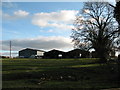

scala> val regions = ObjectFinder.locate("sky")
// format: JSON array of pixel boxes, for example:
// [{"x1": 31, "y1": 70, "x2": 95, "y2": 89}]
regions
[
  {"x1": 1, "y1": 1, "x2": 116, "y2": 57},
  {"x1": 1, "y1": 2, "x2": 84, "y2": 56}
]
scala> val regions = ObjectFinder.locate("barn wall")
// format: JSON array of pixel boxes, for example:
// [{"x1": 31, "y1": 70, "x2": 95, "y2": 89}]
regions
[{"x1": 19, "y1": 49, "x2": 37, "y2": 58}]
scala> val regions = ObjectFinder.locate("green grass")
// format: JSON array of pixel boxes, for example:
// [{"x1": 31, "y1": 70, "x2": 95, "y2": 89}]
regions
[{"x1": 2, "y1": 58, "x2": 120, "y2": 89}]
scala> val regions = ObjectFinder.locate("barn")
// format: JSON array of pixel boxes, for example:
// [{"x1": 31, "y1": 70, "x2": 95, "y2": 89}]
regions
[
  {"x1": 66, "y1": 49, "x2": 90, "y2": 58},
  {"x1": 19, "y1": 48, "x2": 45, "y2": 58},
  {"x1": 44, "y1": 49, "x2": 66, "y2": 59}
]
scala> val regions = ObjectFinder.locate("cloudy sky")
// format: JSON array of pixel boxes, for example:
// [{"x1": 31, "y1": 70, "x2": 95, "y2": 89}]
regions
[
  {"x1": 1, "y1": 2, "x2": 85, "y2": 56},
  {"x1": 1, "y1": 1, "x2": 116, "y2": 57}
]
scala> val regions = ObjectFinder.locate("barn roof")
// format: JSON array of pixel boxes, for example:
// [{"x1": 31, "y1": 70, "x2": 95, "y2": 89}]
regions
[
  {"x1": 67, "y1": 49, "x2": 89, "y2": 53},
  {"x1": 46, "y1": 49, "x2": 65, "y2": 53},
  {"x1": 19, "y1": 48, "x2": 45, "y2": 52}
]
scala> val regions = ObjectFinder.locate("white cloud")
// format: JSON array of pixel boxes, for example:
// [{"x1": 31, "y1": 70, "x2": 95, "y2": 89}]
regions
[
  {"x1": 14, "y1": 10, "x2": 29, "y2": 17},
  {"x1": 2, "y1": 10, "x2": 29, "y2": 20},
  {"x1": 1, "y1": 36, "x2": 73, "y2": 51},
  {"x1": 47, "y1": 29, "x2": 54, "y2": 33},
  {"x1": 40, "y1": 29, "x2": 54, "y2": 33},
  {"x1": 32, "y1": 10, "x2": 78, "y2": 29}
]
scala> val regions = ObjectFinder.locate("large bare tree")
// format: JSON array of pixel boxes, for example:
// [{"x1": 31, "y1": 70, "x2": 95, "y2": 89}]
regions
[
  {"x1": 114, "y1": 1, "x2": 120, "y2": 50},
  {"x1": 71, "y1": 2, "x2": 119, "y2": 62}
]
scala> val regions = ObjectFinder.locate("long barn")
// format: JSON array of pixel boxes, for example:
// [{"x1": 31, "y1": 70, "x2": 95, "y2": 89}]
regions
[{"x1": 19, "y1": 48, "x2": 45, "y2": 58}]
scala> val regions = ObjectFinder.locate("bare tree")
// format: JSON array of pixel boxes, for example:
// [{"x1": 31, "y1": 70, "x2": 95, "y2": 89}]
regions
[
  {"x1": 114, "y1": 1, "x2": 120, "y2": 26},
  {"x1": 71, "y1": 2, "x2": 119, "y2": 62},
  {"x1": 114, "y1": 1, "x2": 120, "y2": 80},
  {"x1": 114, "y1": 1, "x2": 120, "y2": 50}
]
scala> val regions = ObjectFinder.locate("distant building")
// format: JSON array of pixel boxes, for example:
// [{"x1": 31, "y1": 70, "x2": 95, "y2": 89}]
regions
[
  {"x1": 44, "y1": 49, "x2": 90, "y2": 59},
  {"x1": 19, "y1": 48, "x2": 45, "y2": 58},
  {"x1": 66, "y1": 49, "x2": 90, "y2": 58},
  {"x1": 19, "y1": 48, "x2": 90, "y2": 59},
  {"x1": 44, "y1": 49, "x2": 66, "y2": 59}
]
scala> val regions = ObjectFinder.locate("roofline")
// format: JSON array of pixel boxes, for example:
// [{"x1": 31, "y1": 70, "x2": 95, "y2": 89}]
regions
[
  {"x1": 47, "y1": 49, "x2": 65, "y2": 53},
  {"x1": 19, "y1": 48, "x2": 46, "y2": 52},
  {"x1": 67, "y1": 49, "x2": 90, "y2": 53}
]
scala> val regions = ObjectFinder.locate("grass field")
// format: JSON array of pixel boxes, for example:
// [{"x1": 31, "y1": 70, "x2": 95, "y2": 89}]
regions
[{"x1": 2, "y1": 58, "x2": 120, "y2": 89}]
